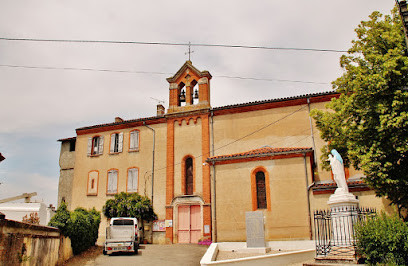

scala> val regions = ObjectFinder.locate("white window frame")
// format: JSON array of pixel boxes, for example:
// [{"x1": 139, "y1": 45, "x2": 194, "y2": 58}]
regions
[
  {"x1": 110, "y1": 132, "x2": 123, "y2": 154},
  {"x1": 127, "y1": 168, "x2": 139, "y2": 193},
  {"x1": 129, "y1": 130, "x2": 140, "y2": 152},
  {"x1": 107, "y1": 169, "x2": 118, "y2": 194},
  {"x1": 87, "y1": 136, "x2": 104, "y2": 156}
]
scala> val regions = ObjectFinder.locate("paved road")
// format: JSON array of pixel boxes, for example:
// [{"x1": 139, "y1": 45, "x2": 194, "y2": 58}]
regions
[{"x1": 88, "y1": 244, "x2": 208, "y2": 266}]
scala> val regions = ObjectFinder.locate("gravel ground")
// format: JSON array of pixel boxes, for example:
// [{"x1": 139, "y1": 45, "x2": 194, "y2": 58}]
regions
[{"x1": 215, "y1": 250, "x2": 286, "y2": 261}]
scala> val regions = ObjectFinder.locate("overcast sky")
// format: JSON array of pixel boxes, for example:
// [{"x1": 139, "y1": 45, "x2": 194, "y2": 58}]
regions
[{"x1": 0, "y1": 1, "x2": 395, "y2": 206}]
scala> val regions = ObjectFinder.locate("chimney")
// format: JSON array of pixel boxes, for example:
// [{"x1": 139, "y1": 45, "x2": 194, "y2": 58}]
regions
[
  {"x1": 157, "y1": 104, "x2": 165, "y2": 116},
  {"x1": 115, "y1": 117, "x2": 124, "y2": 123}
]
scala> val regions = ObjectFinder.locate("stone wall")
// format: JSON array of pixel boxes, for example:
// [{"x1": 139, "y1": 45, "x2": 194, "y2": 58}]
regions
[
  {"x1": 58, "y1": 140, "x2": 76, "y2": 209},
  {"x1": 0, "y1": 219, "x2": 73, "y2": 266}
]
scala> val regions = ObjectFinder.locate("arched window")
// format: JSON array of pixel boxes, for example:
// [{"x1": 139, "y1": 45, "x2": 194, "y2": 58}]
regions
[
  {"x1": 256, "y1": 171, "x2": 267, "y2": 209},
  {"x1": 185, "y1": 157, "x2": 194, "y2": 195},
  {"x1": 251, "y1": 167, "x2": 271, "y2": 211}
]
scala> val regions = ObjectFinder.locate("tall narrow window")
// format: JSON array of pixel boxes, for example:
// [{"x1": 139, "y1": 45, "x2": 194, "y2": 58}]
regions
[
  {"x1": 129, "y1": 130, "x2": 140, "y2": 151},
  {"x1": 87, "y1": 136, "x2": 104, "y2": 156},
  {"x1": 256, "y1": 171, "x2": 267, "y2": 209},
  {"x1": 107, "y1": 169, "x2": 118, "y2": 194},
  {"x1": 185, "y1": 157, "x2": 193, "y2": 195},
  {"x1": 127, "y1": 168, "x2": 138, "y2": 193},
  {"x1": 110, "y1": 132, "x2": 123, "y2": 153}
]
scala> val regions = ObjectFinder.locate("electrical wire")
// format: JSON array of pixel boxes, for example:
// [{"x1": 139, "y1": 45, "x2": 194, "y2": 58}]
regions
[
  {"x1": 0, "y1": 37, "x2": 348, "y2": 53},
  {"x1": 0, "y1": 64, "x2": 330, "y2": 85},
  {"x1": 154, "y1": 104, "x2": 309, "y2": 172}
]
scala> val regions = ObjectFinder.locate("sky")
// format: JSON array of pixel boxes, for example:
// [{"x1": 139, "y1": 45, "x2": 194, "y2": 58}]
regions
[{"x1": 0, "y1": 0, "x2": 396, "y2": 206}]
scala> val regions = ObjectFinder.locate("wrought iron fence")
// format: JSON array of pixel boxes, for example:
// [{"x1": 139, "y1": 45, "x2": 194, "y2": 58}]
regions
[{"x1": 313, "y1": 206, "x2": 376, "y2": 258}]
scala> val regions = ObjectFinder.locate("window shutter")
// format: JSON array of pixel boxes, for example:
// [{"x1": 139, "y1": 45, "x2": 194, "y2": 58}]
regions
[
  {"x1": 112, "y1": 170, "x2": 118, "y2": 193},
  {"x1": 87, "y1": 137, "x2": 92, "y2": 156},
  {"x1": 118, "y1": 132, "x2": 123, "y2": 153},
  {"x1": 128, "y1": 168, "x2": 138, "y2": 192},
  {"x1": 133, "y1": 168, "x2": 138, "y2": 191},
  {"x1": 98, "y1": 136, "x2": 104, "y2": 154},
  {"x1": 135, "y1": 131, "x2": 139, "y2": 150},
  {"x1": 130, "y1": 131, "x2": 135, "y2": 150},
  {"x1": 127, "y1": 169, "x2": 133, "y2": 192},
  {"x1": 110, "y1": 134, "x2": 115, "y2": 153}
]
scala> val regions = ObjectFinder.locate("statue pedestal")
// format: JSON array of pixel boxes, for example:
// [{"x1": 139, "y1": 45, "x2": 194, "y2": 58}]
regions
[{"x1": 328, "y1": 192, "x2": 359, "y2": 248}]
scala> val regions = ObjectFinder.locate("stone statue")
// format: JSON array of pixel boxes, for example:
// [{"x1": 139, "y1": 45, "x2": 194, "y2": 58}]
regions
[{"x1": 328, "y1": 149, "x2": 349, "y2": 194}]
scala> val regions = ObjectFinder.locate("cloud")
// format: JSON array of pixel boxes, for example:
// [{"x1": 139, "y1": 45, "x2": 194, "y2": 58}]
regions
[{"x1": 0, "y1": 171, "x2": 58, "y2": 206}]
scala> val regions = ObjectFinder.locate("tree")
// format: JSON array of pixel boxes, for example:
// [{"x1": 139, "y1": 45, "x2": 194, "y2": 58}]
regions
[
  {"x1": 312, "y1": 7, "x2": 408, "y2": 217},
  {"x1": 103, "y1": 192, "x2": 157, "y2": 222}
]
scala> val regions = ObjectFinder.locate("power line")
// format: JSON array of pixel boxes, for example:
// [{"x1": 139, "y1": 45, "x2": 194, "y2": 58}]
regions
[
  {"x1": 0, "y1": 64, "x2": 330, "y2": 85},
  {"x1": 0, "y1": 37, "x2": 348, "y2": 53}
]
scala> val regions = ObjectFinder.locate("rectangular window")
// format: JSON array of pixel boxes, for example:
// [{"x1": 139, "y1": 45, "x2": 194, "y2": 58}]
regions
[
  {"x1": 69, "y1": 139, "x2": 76, "y2": 152},
  {"x1": 87, "y1": 136, "x2": 104, "y2": 156},
  {"x1": 127, "y1": 168, "x2": 138, "y2": 193},
  {"x1": 129, "y1": 130, "x2": 139, "y2": 151},
  {"x1": 107, "y1": 169, "x2": 118, "y2": 194},
  {"x1": 110, "y1": 132, "x2": 123, "y2": 153}
]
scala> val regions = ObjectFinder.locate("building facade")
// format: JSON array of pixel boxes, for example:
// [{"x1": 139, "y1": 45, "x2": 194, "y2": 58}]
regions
[{"x1": 58, "y1": 61, "x2": 390, "y2": 244}]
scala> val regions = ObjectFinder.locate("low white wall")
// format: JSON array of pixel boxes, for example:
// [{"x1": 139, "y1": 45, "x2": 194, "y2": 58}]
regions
[{"x1": 201, "y1": 241, "x2": 315, "y2": 266}]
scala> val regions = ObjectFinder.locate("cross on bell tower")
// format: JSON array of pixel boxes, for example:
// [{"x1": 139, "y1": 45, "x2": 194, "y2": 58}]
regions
[{"x1": 185, "y1": 42, "x2": 194, "y2": 61}]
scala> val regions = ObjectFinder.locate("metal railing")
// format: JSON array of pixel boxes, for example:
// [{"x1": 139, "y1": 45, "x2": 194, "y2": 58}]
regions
[{"x1": 313, "y1": 206, "x2": 376, "y2": 258}]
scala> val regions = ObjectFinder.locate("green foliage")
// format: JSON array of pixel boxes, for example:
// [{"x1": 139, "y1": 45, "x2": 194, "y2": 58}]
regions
[
  {"x1": 311, "y1": 7, "x2": 408, "y2": 215},
  {"x1": 355, "y1": 213, "x2": 408, "y2": 265},
  {"x1": 103, "y1": 192, "x2": 157, "y2": 222},
  {"x1": 48, "y1": 201, "x2": 70, "y2": 236},
  {"x1": 48, "y1": 203, "x2": 101, "y2": 255}
]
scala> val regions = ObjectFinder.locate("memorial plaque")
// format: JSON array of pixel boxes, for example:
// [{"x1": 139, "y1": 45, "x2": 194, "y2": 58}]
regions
[{"x1": 245, "y1": 211, "x2": 266, "y2": 248}]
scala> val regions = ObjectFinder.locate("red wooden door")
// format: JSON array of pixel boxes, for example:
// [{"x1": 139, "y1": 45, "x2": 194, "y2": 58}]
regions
[{"x1": 178, "y1": 205, "x2": 201, "y2": 243}]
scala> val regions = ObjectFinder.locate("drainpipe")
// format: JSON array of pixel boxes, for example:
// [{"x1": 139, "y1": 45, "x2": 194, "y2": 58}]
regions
[
  {"x1": 210, "y1": 110, "x2": 217, "y2": 242},
  {"x1": 307, "y1": 98, "x2": 318, "y2": 168},
  {"x1": 143, "y1": 122, "x2": 155, "y2": 206},
  {"x1": 303, "y1": 153, "x2": 313, "y2": 240}
]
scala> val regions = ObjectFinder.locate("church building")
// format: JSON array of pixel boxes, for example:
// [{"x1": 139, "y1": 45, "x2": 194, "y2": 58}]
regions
[{"x1": 58, "y1": 61, "x2": 388, "y2": 244}]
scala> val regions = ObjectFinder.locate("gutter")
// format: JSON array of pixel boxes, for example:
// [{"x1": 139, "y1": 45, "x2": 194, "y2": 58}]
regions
[
  {"x1": 210, "y1": 110, "x2": 217, "y2": 242},
  {"x1": 207, "y1": 149, "x2": 313, "y2": 165},
  {"x1": 143, "y1": 122, "x2": 155, "y2": 206}
]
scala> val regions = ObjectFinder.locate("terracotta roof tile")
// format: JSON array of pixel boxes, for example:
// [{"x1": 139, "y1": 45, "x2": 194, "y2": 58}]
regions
[
  {"x1": 313, "y1": 178, "x2": 368, "y2": 190},
  {"x1": 75, "y1": 91, "x2": 337, "y2": 132},
  {"x1": 207, "y1": 146, "x2": 313, "y2": 162}
]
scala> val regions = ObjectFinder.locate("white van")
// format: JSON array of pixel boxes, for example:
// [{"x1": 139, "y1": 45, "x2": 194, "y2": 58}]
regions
[{"x1": 110, "y1": 217, "x2": 140, "y2": 244}]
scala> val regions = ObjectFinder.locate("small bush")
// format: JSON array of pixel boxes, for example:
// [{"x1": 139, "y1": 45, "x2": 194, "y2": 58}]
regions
[
  {"x1": 49, "y1": 203, "x2": 101, "y2": 255},
  {"x1": 355, "y1": 212, "x2": 408, "y2": 265}
]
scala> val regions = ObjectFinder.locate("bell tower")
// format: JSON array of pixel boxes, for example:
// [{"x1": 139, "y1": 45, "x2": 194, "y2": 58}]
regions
[{"x1": 166, "y1": 61, "x2": 212, "y2": 114}]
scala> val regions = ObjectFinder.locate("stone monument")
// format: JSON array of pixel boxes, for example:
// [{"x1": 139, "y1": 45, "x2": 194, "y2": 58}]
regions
[
  {"x1": 242, "y1": 211, "x2": 271, "y2": 254},
  {"x1": 327, "y1": 149, "x2": 359, "y2": 250}
]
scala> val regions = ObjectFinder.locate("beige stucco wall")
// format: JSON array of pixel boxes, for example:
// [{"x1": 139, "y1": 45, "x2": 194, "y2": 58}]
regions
[
  {"x1": 64, "y1": 97, "x2": 392, "y2": 245},
  {"x1": 174, "y1": 118, "x2": 203, "y2": 198},
  {"x1": 215, "y1": 156, "x2": 313, "y2": 242},
  {"x1": 70, "y1": 122, "x2": 168, "y2": 244}
]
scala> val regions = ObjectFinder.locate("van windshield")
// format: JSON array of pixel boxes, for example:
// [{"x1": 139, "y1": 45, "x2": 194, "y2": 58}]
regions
[{"x1": 112, "y1": 219, "x2": 134, "y2": 225}]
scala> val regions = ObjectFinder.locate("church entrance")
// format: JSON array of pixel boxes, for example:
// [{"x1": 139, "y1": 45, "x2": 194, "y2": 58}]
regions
[{"x1": 178, "y1": 205, "x2": 201, "y2": 243}]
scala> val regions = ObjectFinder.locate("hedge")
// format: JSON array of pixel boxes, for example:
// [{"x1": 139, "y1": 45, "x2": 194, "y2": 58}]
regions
[{"x1": 49, "y1": 202, "x2": 101, "y2": 254}]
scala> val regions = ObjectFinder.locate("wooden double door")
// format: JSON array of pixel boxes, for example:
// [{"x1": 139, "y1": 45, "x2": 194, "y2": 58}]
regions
[{"x1": 178, "y1": 205, "x2": 201, "y2": 243}]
